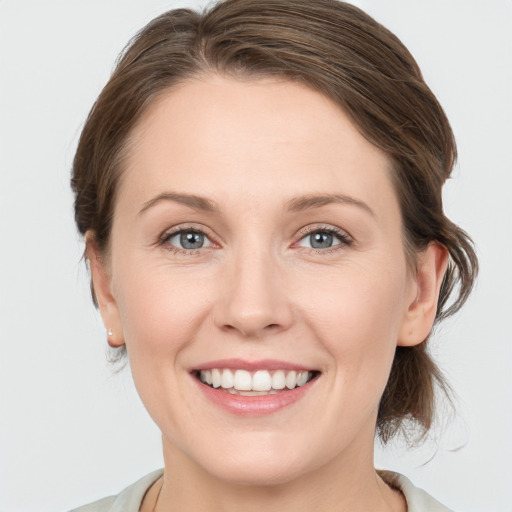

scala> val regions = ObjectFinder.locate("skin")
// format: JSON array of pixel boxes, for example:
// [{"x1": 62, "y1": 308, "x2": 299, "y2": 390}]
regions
[{"x1": 88, "y1": 75, "x2": 447, "y2": 512}]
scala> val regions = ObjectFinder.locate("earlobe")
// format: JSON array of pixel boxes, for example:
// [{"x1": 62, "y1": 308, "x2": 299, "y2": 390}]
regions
[
  {"x1": 85, "y1": 232, "x2": 125, "y2": 348},
  {"x1": 397, "y1": 243, "x2": 448, "y2": 347}
]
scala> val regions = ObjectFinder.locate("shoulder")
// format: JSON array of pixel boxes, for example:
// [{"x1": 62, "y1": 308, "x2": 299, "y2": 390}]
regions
[
  {"x1": 379, "y1": 471, "x2": 455, "y2": 512},
  {"x1": 68, "y1": 469, "x2": 164, "y2": 512},
  {"x1": 69, "y1": 496, "x2": 116, "y2": 512}
]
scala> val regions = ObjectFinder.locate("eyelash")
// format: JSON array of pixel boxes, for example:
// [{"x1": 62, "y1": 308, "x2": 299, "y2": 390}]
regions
[
  {"x1": 158, "y1": 225, "x2": 214, "y2": 255},
  {"x1": 295, "y1": 225, "x2": 352, "y2": 253},
  {"x1": 158, "y1": 225, "x2": 353, "y2": 255}
]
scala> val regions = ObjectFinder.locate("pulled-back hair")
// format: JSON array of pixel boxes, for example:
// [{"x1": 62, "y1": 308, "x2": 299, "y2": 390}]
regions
[{"x1": 71, "y1": 0, "x2": 478, "y2": 443}]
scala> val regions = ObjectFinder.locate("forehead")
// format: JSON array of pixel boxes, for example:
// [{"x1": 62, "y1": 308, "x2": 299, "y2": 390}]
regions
[{"x1": 119, "y1": 74, "x2": 396, "y2": 217}]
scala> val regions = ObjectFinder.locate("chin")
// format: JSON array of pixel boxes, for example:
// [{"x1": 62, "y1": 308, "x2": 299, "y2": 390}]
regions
[
  {"x1": 204, "y1": 456, "x2": 305, "y2": 487},
  {"x1": 187, "y1": 432, "x2": 324, "y2": 487}
]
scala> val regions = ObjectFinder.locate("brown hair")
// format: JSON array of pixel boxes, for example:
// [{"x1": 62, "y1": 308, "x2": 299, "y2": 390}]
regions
[{"x1": 71, "y1": 0, "x2": 478, "y2": 443}]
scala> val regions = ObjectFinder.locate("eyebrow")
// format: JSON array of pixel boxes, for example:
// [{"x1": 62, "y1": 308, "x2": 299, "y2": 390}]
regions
[
  {"x1": 138, "y1": 192, "x2": 220, "y2": 216},
  {"x1": 138, "y1": 191, "x2": 375, "y2": 218},
  {"x1": 286, "y1": 194, "x2": 375, "y2": 217}
]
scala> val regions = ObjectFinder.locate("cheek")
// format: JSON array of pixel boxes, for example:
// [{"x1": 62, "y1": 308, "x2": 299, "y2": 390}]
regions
[
  {"x1": 112, "y1": 263, "x2": 214, "y2": 431},
  {"x1": 301, "y1": 261, "x2": 407, "y2": 341},
  {"x1": 297, "y1": 260, "x2": 408, "y2": 390},
  {"x1": 114, "y1": 264, "x2": 211, "y2": 358}
]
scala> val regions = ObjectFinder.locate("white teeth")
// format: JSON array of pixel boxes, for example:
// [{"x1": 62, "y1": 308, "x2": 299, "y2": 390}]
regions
[
  {"x1": 211, "y1": 369, "x2": 221, "y2": 388},
  {"x1": 272, "y1": 370, "x2": 286, "y2": 390},
  {"x1": 285, "y1": 370, "x2": 297, "y2": 389},
  {"x1": 200, "y1": 370, "x2": 213, "y2": 386},
  {"x1": 221, "y1": 369, "x2": 234, "y2": 389},
  {"x1": 198, "y1": 368, "x2": 314, "y2": 392},
  {"x1": 227, "y1": 389, "x2": 279, "y2": 396},
  {"x1": 252, "y1": 370, "x2": 272, "y2": 391},
  {"x1": 297, "y1": 371, "x2": 308, "y2": 387},
  {"x1": 234, "y1": 369, "x2": 252, "y2": 391}
]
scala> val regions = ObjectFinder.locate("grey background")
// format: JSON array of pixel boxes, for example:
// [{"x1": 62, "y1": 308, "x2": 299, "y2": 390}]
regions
[{"x1": 0, "y1": 1, "x2": 510, "y2": 510}]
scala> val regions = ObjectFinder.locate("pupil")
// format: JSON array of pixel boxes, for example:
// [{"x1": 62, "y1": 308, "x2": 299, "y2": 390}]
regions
[
  {"x1": 180, "y1": 231, "x2": 204, "y2": 249},
  {"x1": 310, "y1": 232, "x2": 333, "y2": 249}
]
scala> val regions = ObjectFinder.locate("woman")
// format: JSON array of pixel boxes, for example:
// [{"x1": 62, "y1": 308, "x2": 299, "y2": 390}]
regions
[{"x1": 70, "y1": 0, "x2": 477, "y2": 510}]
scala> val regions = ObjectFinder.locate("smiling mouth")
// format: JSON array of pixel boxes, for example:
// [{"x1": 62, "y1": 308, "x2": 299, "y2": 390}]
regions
[{"x1": 194, "y1": 368, "x2": 320, "y2": 396}]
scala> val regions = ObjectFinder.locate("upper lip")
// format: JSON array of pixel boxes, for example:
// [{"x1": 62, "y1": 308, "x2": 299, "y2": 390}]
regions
[{"x1": 191, "y1": 358, "x2": 317, "y2": 372}]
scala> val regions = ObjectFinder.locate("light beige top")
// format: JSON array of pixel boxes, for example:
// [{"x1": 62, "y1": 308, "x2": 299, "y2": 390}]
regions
[{"x1": 69, "y1": 469, "x2": 455, "y2": 512}]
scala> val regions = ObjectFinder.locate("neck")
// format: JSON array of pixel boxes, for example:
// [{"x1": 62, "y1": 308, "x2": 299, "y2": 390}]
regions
[{"x1": 153, "y1": 436, "x2": 405, "y2": 512}]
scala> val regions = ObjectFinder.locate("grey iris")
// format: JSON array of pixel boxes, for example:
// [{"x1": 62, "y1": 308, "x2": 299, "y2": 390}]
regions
[
  {"x1": 310, "y1": 232, "x2": 333, "y2": 249},
  {"x1": 180, "y1": 231, "x2": 204, "y2": 249}
]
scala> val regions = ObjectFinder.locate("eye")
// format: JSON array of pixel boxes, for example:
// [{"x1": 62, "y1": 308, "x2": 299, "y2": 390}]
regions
[
  {"x1": 297, "y1": 228, "x2": 350, "y2": 250},
  {"x1": 163, "y1": 229, "x2": 212, "y2": 251}
]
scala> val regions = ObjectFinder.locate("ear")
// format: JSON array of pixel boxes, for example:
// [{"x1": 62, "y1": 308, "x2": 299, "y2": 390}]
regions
[
  {"x1": 398, "y1": 243, "x2": 448, "y2": 347},
  {"x1": 85, "y1": 232, "x2": 125, "y2": 348}
]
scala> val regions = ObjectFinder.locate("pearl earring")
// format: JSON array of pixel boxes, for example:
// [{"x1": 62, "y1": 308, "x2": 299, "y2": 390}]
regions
[{"x1": 108, "y1": 328, "x2": 113, "y2": 336}]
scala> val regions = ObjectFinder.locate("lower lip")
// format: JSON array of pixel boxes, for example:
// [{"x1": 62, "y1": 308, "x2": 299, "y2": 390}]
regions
[{"x1": 193, "y1": 376, "x2": 317, "y2": 417}]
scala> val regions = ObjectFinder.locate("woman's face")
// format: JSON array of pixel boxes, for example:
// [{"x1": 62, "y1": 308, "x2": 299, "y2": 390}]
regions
[{"x1": 94, "y1": 75, "x2": 424, "y2": 485}]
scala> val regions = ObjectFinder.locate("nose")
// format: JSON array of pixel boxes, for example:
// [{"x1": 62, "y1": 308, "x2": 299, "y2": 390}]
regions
[{"x1": 213, "y1": 247, "x2": 294, "y2": 339}]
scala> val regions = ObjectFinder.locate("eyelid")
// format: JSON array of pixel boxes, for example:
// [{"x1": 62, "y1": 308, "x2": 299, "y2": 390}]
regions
[
  {"x1": 156, "y1": 222, "x2": 352, "y2": 253},
  {"x1": 158, "y1": 223, "x2": 219, "y2": 250},
  {"x1": 296, "y1": 224, "x2": 352, "y2": 241},
  {"x1": 293, "y1": 224, "x2": 353, "y2": 250}
]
